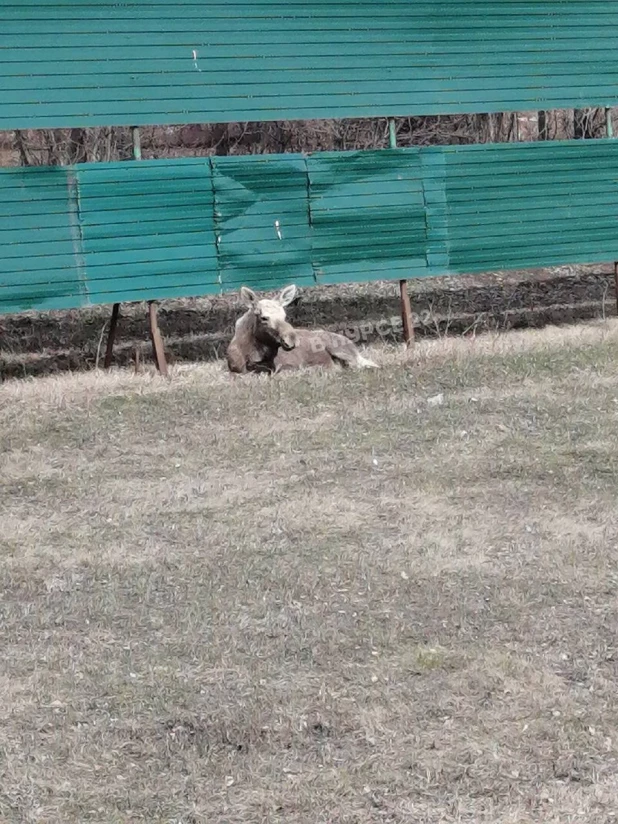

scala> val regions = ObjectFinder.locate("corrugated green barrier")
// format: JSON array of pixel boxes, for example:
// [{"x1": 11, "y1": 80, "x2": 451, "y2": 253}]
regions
[
  {"x1": 2, "y1": 1, "x2": 618, "y2": 128},
  {"x1": 2, "y1": 139, "x2": 618, "y2": 314}
]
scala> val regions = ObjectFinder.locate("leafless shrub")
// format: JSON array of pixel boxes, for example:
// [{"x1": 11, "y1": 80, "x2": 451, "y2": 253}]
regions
[{"x1": 7, "y1": 127, "x2": 134, "y2": 166}]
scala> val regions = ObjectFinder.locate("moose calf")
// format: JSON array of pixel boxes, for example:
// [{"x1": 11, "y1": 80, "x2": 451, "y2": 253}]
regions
[{"x1": 226, "y1": 285, "x2": 378, "y2": 374}]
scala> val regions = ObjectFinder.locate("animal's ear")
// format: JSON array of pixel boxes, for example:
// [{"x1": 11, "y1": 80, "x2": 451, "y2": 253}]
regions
[
  {"x1": 240, "y1": 286, "x2": 258, "y2": 307},
  {"x1": 278, "y1": 284, "x2": 297, "y2": 307}
]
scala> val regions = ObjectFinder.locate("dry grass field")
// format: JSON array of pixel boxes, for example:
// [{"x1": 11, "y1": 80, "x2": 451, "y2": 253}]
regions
[{"x1": 2, "y1": 321, "x2": 618, "y2": 823}]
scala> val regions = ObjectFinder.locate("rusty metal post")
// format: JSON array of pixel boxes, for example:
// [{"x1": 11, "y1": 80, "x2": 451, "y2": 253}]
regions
[
  {"x1": 388, "y1": 117, "x2": 414, "y2": 347},
  {"x1": 102, "y1": 129, "x2": 143, "y2": 370},
  {"x1": 606, "y1": 108, "x2": 618, "y2": 317},
  {"x1": 132, "y1": 128, "x2": 169, "y2": 370},
  {"x1": 148, "y1": 300, "x2": 169, "y2": 377},
  {"x1": 103, "y1": 303, "x2": 121, "y2": 368},
  {"x1": 399, "y1": 279, "x2": 414, "y2": 346}
]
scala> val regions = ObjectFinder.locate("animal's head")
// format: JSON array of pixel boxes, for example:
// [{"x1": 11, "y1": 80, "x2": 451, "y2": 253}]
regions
[{"x1": 240, "y1": 284, "x2": 298, "y2": 351}]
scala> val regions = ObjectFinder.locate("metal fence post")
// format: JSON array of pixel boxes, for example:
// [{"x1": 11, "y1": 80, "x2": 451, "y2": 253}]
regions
[
  {"x1": 388, "y1": 117, "x2": 414, "y2": 347},
  {"x1": 132, "y1": 126, "x2": 142, "y2": 161},
  {"x1": 132, "y1": 126, "x2": 168, "y2": 375},
  {"x1": 104, "y1": 126, "x2": 168, "y2": 375},
  {"x1": 607, "y1": 108, "x2": 618, "y2": 318}
]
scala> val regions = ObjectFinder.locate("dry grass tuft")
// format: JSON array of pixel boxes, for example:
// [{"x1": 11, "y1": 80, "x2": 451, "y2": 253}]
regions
[{"x1": 2, "y1": 320, "x2": 618, "y2": 822}]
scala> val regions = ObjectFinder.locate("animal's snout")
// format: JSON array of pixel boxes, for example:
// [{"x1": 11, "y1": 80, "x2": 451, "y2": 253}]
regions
[{"x1": 280, "y1": 328, "x2": 297, "y2": 351}]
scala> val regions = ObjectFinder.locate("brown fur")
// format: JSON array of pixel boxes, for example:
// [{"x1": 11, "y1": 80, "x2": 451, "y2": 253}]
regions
[{"x1": 226, "y1": 285, "x2": 378, "y2": 374}]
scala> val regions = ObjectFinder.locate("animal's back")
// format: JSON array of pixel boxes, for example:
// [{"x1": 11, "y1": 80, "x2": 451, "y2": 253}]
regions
[
  {"x1": 274, "y1": 329, "x2": 335, "y2": 370},
  {"x1": 274, "y1": 328, "x2": 377, "y2": 370}
]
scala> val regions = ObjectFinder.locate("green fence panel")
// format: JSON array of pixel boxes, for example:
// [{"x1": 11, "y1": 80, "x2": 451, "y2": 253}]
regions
[
  {"x1": 308, "y1": 149, "x2": 428, "y2": 284},
  {"x1": 2, "y1": 1, "x2": 618, "y2": 129},
  {"x1": 211, "y1": 155, "x2": 314, "y2": 293},
  {"x1": 0, "y1": 166, "x2": 86, "y2": 313},
  {"x1": 77, "y1": 159, "x2": 218, "y2": 304},
  {"x1": 4, "y1": 139, "x2": 618, "y2": 316},
  {"x1": 0, "y1": 159, "x2": 218, "y2": 313},
  {"x1": 434, "y1": 139, "x2": 618, "y2": 273}
]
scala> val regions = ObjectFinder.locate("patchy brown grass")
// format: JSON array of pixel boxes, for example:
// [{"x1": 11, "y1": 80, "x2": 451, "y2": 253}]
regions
[{"x1": 2, "y1": 321, "x2": 618, "y2": 823}]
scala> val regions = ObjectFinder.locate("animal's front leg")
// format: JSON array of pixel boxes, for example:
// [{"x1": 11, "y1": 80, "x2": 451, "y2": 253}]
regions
[{"x1": 249, "y1": 359, "x2": 277, "y2": 375}]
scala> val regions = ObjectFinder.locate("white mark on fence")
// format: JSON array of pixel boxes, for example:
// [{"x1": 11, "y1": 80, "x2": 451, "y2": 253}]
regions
[
  {"x1": 274, "y1": 220, "x2": 282, "y2": 240},
  {"x1": 192, "y1": 49, "x2": 202, "y2": 72}
]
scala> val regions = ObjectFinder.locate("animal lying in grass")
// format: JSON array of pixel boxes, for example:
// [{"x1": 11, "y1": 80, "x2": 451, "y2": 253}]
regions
[{"x1": 226, "y1": 284, "x2": 378, "y2": 374}]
